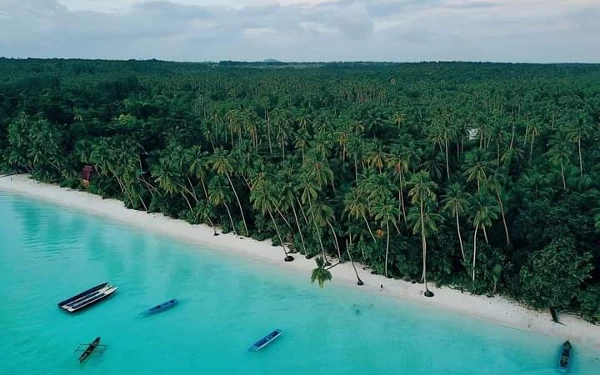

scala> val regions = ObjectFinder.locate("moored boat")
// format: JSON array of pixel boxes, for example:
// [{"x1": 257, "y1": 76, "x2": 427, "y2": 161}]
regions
[
  {"x1": 248, "y1": 329, "x2": 283, "y2": 351},
  {"x1": 58, "y1": 283, "x2": 118, "y2": 313},
  {"x1": 558, "y1": 340, "x2": 572, "y2": 373},
  {"x1": 139, "y1": 298, "x2": 179, "y2": 316},
  {"x1": 75, "y1": 337, "x2": 106, "y2": 363}
]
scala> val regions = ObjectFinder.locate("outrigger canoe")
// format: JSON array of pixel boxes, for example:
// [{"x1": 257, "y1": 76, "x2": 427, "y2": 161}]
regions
[
  {"x1": 248, "y1": 329, "x2": 283, "y2": 351},
  {"x1": 558, "y1": 340, "x2": 572, "y2": 373},
  {"x1": 139, "y1": 299, "x2": 179, "y2": 316},
  {"x1": 74, "y1": 337, "x2": 106, "y2": 363}
]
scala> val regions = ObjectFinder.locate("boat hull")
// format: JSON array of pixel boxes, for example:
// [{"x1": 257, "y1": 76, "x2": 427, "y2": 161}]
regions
[
  {"x1": 558, "y1": 340, "x2": 572, "y2": 373},
  {"x1": 58, "y1": 283, "x2": 118, "y2": 313},
  {"x1": 140, "y1": 299, "x2": 179, "y2": 316},
  {"x1": 249, "y1": 329, "x2": 283, "y2": 351},
  {"x1": 79, "y1": 337, "x2": 101, "y2": 363}
]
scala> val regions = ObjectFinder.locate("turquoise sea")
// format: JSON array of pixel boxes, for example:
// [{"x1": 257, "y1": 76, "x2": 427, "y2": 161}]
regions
[{"x1": 0, "y1": 192, "x2": 598, "y2": 375}]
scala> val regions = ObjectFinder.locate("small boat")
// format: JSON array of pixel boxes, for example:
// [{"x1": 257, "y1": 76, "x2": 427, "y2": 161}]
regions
[
  {"x1": 74, "y1": 337, "x2": 106, "y2": 363},
  {"x1": 558, "y1": 340, "x2": 572, "y2": 373},
  {"x1": 58, "y1": 283, "x2": 118, "y2": 313},
  {"x1": 248, "y1": 329, "x2": 283, "y2": 351},
  {"x1": 139, "y1": 299, "x2": 179, "y2": 316}
]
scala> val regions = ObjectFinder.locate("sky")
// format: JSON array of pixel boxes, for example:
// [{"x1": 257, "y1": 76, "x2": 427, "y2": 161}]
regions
[{"x1": 0, "y1": 0, "x2": 599, "y2": 62}]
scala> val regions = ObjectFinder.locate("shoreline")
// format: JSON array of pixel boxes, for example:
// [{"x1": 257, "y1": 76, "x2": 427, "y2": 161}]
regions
[{"x1": 1, "y1": 174, "x2": 599, "y2": 350}]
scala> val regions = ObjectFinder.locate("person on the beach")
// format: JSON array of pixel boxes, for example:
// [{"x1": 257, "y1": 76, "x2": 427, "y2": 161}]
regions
[{"x1": 380, "y1": 284, "x2": 384, "y2": 291}]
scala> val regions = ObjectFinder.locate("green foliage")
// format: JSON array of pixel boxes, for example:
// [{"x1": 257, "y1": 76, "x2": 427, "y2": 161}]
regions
[
  {"x1": 311, "y1": 256, "x2": 332, "y2": 288},
  {"x1": 520, "y1": 237, "x2": 593, "y2": 310},
  {"x1": 1, "y1": 59, "x2": 600, "y2": 317},
  {"x1": 577, "y1": 286, "x2": 600, "y2": 323}
]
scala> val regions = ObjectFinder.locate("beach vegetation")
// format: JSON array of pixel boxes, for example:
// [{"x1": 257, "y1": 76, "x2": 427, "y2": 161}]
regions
[{"x1": 1, "y1": 59, "x2": 599, "y2": 320}]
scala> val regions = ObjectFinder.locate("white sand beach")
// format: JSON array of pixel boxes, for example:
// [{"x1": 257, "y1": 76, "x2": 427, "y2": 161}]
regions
[{"x1": 1, "y1": 174, "x2": 599, "y2": 349}]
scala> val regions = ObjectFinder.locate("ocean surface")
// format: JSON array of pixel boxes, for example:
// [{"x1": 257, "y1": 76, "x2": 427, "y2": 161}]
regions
[{"x1": 0, "y1": 192, "x2": 598, "y2": 375}]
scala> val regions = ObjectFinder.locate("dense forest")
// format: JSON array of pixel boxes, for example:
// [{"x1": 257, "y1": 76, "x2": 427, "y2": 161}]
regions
[{"x1": 1, "y1": 58, "x2": 599, "y2": 322}]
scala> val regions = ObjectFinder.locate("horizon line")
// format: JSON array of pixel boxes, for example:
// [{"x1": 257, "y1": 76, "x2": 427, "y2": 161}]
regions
[{"x1": 1, "y1": 57, "x2": 599, "y2": 65}]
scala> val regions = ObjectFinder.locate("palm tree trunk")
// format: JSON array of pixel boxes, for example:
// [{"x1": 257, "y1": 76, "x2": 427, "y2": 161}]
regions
[
  {"x1": 529, "y1": 136, "x2": 535, "y2": 163},
  {"x1": 384, "y1": 221, "x2": 390, "y2": 277},
  {"x1": 199, "y1": 175, "x2": 209, "y2": 200},
  {"x1": 421, "y1": 219, "x2": 428, "y2": 290},
  {"x1": 363, "y1": 215, "x2": 378, "y2": 243},
  {"x1": 226, "y1": 174, "x2": 249, "y2": 235},
  {"x1": 268, "y1": 210, "x2": 289, "y2": 259},
  {"x1": 455, "y1": 212, "x2": 466, "y2": 263},
  {"x1": 561, "y1": 164, "x2": 566, "y2": 189},
  {"x1": 291, "y1": 204, "x2": 308, "y2": 254},
  {"x1": 275, "y1": 207, "x2": 293, "y2": 230},
  {"x1": 399, "y1": 172, "x2": 408, "y2": 229},
  {"x1": 472, "y1": 224, "x2": 479, "y2": 282},
  {"x1": 327, "y1": 220, "x2": 342, "y2": 260},
  {"x1": 346, "y1": 238, "x2": 364, "y2": 285},
  {"x1": 114, "y1": 174, "x2": 136, "y2": 208},
  {"x1": 420, "y1": 201, "x2": 427, "y2": 285},
  {"x1": 208, "y1": 217, "x2": 218, "y2": 235},
  {"x1": 308, "y1": 195, "x2": 327, "y2": 263},
  {"x1": 495, "y1": 189, "x2": 510, "y2": 245},
  {"x1": 445, "y1": 138, "x2": 450, "y2": 179},
  {"x1": 266, "y1": 115, "x2": 273, "y2": 155},
  {"x1": 296, "y1": 196, "x2": 309, "y2": 224},
  {"x1": 181, "y1": 191, "x2": 194, "y2": 212},
  {"x1": 578, "y1": 137, "x2": 583, "y2": 177},
  {"x1": 186, "y1": 177, "x2": 198, "y2": 202},
  {"x1": 483, "y1": 226, "x2": 489, "y2": 244},
  {"x1": 223, "y1": 202, "x2": 238, "y2": 236},
  {"x1": 496, "y1": 138, "x2": 500, "y2": 166}
]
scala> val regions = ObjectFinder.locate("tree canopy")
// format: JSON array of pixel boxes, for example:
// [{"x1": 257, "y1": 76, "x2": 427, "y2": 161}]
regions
[{"x1": 1, "y1": 58, "x2": 599, "y2": 321}]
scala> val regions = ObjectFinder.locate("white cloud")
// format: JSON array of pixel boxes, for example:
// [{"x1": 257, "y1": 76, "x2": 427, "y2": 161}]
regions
[{"x1": 0, "y1": 0, "x2": 598, "y2": 62}]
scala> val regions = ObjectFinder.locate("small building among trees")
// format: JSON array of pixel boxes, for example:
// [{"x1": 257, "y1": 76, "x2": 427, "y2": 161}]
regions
[{"x1": 79, "y1": 165, "x2": 96, "y2": 188}]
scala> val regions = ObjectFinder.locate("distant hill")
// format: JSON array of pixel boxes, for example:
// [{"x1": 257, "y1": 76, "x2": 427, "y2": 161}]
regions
[{"x1": 263, "y1": 59, "x2": 282, "y2": 63}]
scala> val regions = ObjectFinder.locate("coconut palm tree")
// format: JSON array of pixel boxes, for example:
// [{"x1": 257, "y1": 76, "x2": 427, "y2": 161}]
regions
[
  {"x1": 211, "y1": 148, "x2": 249, "y2": 235},
  {"x1": 311, "y1": 256, "x2": 332, "y2": 288},
  {"x1": 250, "y1": 177, "x2": 294, "y2": 262},
  {"x1": 463, "y1": 149, "x2": 493, "y2": 192},
  {"x1": 343, "y1": 185, "x2": 378, "y2": 244},
  {"x1": 564, "y1": 112, "x2": 593, "y2": 178},
  {"x1": 546, "y1": 133, "x2": 572, "y2": 190},
  {"x1": 469, "y1": 191, "x2": 500, "y2": 282},
  {"x1": 208, "y1": 175, "x2": 237, "y2": 236},
  {"x1": 297, "y1": 172, "x2": 327, "y2": 261},
  {"x1": 487, "y1": 171, "x2": 511, "y2": 244},
  {"x1": 372, "y1": 196, "x2": 399, "y2": 277},
  {"x1": 407, "y1": 171, "x2": 439, "y2": 297},
  {"x1": 187, "y1": 145, "x2": 210, "y2": 200},
  {"x1": 441, "y1": 183, "x2": 470, "y2": 264}
]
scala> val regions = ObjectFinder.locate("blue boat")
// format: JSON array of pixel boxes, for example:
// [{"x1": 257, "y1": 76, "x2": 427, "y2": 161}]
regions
[
  {"x1": 248, "y1": 329, "x2": 283, "y2": 351},
  {"x1": 139, "y1": 299, "x2": 178, "y2": 316},
  {"x1": 558, "y1": 340, "x2": 572, "y2": 373}
]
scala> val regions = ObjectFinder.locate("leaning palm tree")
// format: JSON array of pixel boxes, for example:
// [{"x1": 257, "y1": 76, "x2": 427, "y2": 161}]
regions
[
  {"x1": 546, "y1": 134, "x2": 572, "y2": 190},
  {"x1": 211, "y1": 148, "x2": 249, "y2": 236},
  {"x1": 372, "y1": 196, "x2": 399, "y2": 278},
  {"x1": 250, "y1": 177, "x2": 294, "y2": 262},
  {"x1": 344, "y1": 184, "x2": 378, "y2": 244},
  {"x1": 208, "y1": 176, "x2": 237, "y2": 236},
  {"x1": 441, "y1": 183, "x2": 470, "y2": 265},
  {"x1": 407, "y1": 171, "x2": 439, "y2": 297},
  {"x1": 311, "y1": 256, "x2": 332, "y2": 288},
  {"x1": 469, "y1": 191, "x2": 500, "y2": 282},
  {"x1": 297, "y1": 172, "x2": 327, "y2": 261}
]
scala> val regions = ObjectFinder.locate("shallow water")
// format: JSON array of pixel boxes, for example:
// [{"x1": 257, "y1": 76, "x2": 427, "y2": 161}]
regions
[{"x1": 0, "y1": 192, "x2": 598, "y2": 375}]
